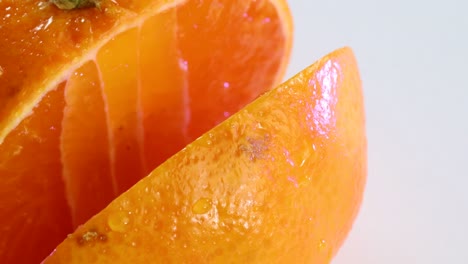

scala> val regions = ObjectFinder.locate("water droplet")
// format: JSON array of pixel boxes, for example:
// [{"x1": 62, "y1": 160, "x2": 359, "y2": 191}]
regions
[
  {"x1": 11, "y1": 145, "x2": 23, "y2": 157},
  {"x1": 192, "y1": 198, "x2": 212, "y2": 214},
  {"x1": 287, "y1": 176, "x2": 299, "y2": 188},
  {"x1": 108, "y1": 211, "x2": 131, "y2": 232},
  {"x1": 299, "y1": 159, "x2": 306, "y2": 167},
  {"x1": 44, "y1": 17, "x2": 54, "y2": 30},
  {"x1": 318, "y1": 239, "x2": 327, "y2": 251},
  {"x1": 178, "y1": 59, "x2": 188, "y2": 71},
  {"x1": 242, "y1": 11, "x2": 253, "y2": 22},
  {"x1": 120, "y1": 198, "x2": 131, "y2": 210},
  {"x1": 79, "y1": 231, "x2": 98, "y2": 243},
  {"x1": 283, "y1": 148, "x2": 295, "y2": 166},
  {"x1": 255, "y1": 122, "x2": 264, "y2": 130},
  {"x1": 37, "y1": 1, "x2": 49, "y2": 10}
]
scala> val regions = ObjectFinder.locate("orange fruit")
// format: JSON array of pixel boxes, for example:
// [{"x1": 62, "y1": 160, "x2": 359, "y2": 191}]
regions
[
  {"x1": 0, "y1": 0, "x2": 292, "y2": 263},
  {"x1": 43, "y1": 47, "x2": 366, "y2": 263}
]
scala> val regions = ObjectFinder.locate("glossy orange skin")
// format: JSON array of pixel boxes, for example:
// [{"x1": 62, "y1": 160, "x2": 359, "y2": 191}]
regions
[
  {"x1": 0, "y1": 0, "x2": 292, "y2": 263},
  {"x1": 44, "y1": 48, "x2": 366, "y2": 264}
]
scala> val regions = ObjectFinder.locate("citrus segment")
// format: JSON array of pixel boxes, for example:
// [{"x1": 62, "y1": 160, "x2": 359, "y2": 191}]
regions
[
  {"x1": 61, "y1": 61, "x2": 116, "y2": 227},
  {"x1": 0, "y1": 85, "x2": 72, "y2": 264},
  {"x1": 44, "y1": 47, "x2": 366, "y2": 263},
  {"x1": 95, "y1": 26, "x2": 146, "y2": 194},
  {"x1": 176, "y1": 0, "x2": 292, "y2": 139},
  {"x1": 138, "y1": 9, "x2": 188, "y2": 174},
  {"x1": 61, "y1": 9, "x2": 185, "y2": 226}
]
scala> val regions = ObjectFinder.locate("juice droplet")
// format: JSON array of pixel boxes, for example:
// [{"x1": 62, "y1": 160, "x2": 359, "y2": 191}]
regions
[
  {"x1": 192, "y1": 198, "x2": 212, "y2": 214},
  {"x1": 107, "y1": 211, "x2": 131, "y2": 232},
  {"x1": 318, "y1": 238, "x2": 333, "y2": 259}
]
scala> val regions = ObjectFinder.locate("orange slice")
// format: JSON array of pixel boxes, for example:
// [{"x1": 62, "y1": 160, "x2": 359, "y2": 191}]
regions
[
  {"x1": 43, "y1": 47, "x2": 367, "y2": 263},
  {"x1": 0, "y1": 0, "x2": 292, "y2": 262}
]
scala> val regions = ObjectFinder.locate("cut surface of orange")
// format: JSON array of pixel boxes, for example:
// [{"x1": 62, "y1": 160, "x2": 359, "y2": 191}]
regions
[
  {"x1": 44, "y1": 47, "x2": 366, "y2": 264},
  {"x1": 0, "y1": 0, "x2": 292, "y2": 263}
]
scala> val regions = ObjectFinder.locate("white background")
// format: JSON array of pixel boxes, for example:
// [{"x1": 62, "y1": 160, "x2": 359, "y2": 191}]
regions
[{"x1": 286, "y1": 1, "x2": 468, "y2": 263}]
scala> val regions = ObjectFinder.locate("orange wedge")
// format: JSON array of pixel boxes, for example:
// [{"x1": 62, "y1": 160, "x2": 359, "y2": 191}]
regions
[
  {"x1": 0, "y1": 0, "x2": 292, "y2": 262},
  {"x1": 43, "y1": 47, "x2": 367, "y2": 263}
]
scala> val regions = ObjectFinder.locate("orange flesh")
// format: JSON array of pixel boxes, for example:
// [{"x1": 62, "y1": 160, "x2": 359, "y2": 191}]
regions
[
  {"x1": 138, "y1": 10, "x2": 188, "y2": 174},
  {"x1": 177, "y1": 0, "x2": 286, "y2": 138},
  {"x1": 0, "y1": 0, "x2": 291, "y2": 263},
  {"x1": 43, "y1": 47, "x2": 366, "y2": 263},
  {"x1": 0, "y1": 85, "x2": 72, "y2": 264}
]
